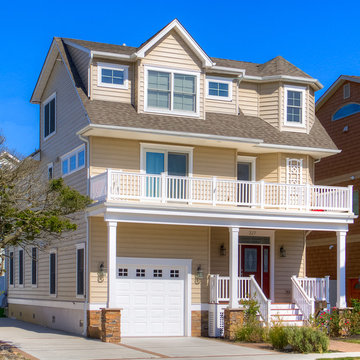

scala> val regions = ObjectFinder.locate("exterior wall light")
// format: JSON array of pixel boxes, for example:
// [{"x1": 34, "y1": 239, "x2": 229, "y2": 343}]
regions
[
  {"x1": 195, "y1": 264, "x2": 204, "y2": 283},
  {"x1": 98, "y1": 262, "x2": 105, "y2": 283},
  {"x1": 220, "y1": 243, "x2": 226, "y2": 256},
  {"x1": 280, "y1": 246, "x2": 286, "y2": 258}
]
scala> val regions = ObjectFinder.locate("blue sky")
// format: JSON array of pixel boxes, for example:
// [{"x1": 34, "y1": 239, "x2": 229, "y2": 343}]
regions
[{"x1": 1, "y1": 0, "x2": 360, "y2": 156}]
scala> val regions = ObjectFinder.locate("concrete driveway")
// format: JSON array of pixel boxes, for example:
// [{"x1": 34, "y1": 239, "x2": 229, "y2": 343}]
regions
[{"x1": 2, "y1": 318, "x2": 360, "y2": 360}]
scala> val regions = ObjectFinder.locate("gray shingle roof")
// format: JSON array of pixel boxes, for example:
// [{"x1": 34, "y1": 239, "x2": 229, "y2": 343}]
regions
[{"x1": 56, "y1": 39, "x2": 336, "y2": 152}]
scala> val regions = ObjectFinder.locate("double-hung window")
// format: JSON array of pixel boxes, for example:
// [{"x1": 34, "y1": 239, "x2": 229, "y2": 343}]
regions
[
  {"x1": 98, "y1": 63, "x2": 128, "y2": 89},
  {"x1": 61, "y1": 145, "x2": 85, "y2": 177},
  {"x1": 76, "y1": 244, "x2": 85, "y2": 297},
  {"x1": 43, "y1": 93, "x2": 56, "y2": 139},
  {"x1": 146, "y1": 67, "x2": 199, "y2": 115},
  {"x1": 206, "y1": 77, "x2": 232, "y2": 101},
  {"x1": 9, "y1": 251, "x2": 14, "y2": 286},
  {"x1": 18, "y1": 249, "x2": 24, "y2": 286},
  {"x1": 284, "y1": 85, "x2": 306, "y2": 127},
  {"x1": 31, "y1": 247, "x2": 37, "y2": 286}
]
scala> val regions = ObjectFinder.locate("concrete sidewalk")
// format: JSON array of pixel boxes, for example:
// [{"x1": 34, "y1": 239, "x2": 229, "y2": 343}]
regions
[{"x1": 2, "y1": 318, "x2": 360, "y2": 360}]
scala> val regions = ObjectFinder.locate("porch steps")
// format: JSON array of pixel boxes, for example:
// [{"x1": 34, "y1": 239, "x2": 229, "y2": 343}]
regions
[{"x1": 270, "y1": 303, "x2": 304, "y2": 326}]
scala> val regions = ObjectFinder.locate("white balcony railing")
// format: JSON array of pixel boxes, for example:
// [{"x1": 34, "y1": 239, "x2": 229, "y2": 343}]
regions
[
  {"x1": 296, "y1": 276, "x2": 330, "y2": 302},
  {"x1": 90, "y1": 170, "x2": 353, "y2": 213}
]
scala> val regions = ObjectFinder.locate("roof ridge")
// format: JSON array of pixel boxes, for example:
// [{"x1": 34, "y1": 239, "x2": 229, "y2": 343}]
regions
[{"x1": 62, "y1": 37, "x2": 137, "y2": 51}]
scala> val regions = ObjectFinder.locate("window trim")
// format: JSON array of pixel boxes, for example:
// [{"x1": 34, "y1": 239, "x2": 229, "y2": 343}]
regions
[
  {"x1": 9, "y1": 249, "x2": 14, "y2": 288},
  {"x1": 206, "y1": 76, "x2": 233, "y2": 101},
  {"x1": 49, "y1": 248, "x2": 57, "y2": 297},
  {"x1": 31, "y1": 247, "x2": 38, "y2": 288},
  {"x1": 140, "y1": 143, "x2": 194, "y2": 176},
  {"x1": 43, "y1": 92, "x2": 56, "y2": 141},
  {"x1": 237, "y1": 155, "x2": 256, "y2": 181},
  {"x1": 47, "y1": 162, "x2": 54, "y2": 180},
  {"x1": 284, "y1": 85, "x2": 306, "y2": 128},
  {"x1": 97, "y1": 62, "x2": 129, "y2": 89},
  {"x1": 61, "y1": 144, "x2": 85, "y2": 177},
  {"x1": 144, "y1": 65, "x2": 200, "y2": 117},
  {"x1": 18, "y1": 248, "x2": 24, "y2": 288},
  {"x1": 76, "y1": 243, "x2": 85, "y2": 298}
]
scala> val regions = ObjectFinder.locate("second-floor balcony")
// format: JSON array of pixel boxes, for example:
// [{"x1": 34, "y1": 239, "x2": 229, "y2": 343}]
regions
[{"x1": 90, "y1": 169, "x2": 353, "y2": 213}]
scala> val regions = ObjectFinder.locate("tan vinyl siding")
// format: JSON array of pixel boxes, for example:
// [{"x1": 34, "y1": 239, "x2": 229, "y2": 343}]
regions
[
  {"x1": 205, "y1": 78, "x2": 237, "y2": 114},
  {"x1": 66, "y1": 45, "x2": 89, "y2": 94},
  {"x1": 274, "y1": 230, "x2": 306, "y2": 302},
  {"x1": 89, "y1": 218, "x2": 210, "y2": 304},
  {"x1": 239, "y1": 82, "x2": 259, "y2": 117},
  {"x1": 8, "y1": 213, "x2": 86, "y2": 302},
  {"x1": 91, "y1": 60, "x2": 134, "y2": 104},
  {"x1": 39, "y1": 58, "x2": 88, "y2": 195},
  {"x1": 90, "y1": 137, "x2": 236, "y2": 179},
  {"x1": 260, "y1": 83, "x2": 280, "y2": 128},
  {"x1": 308, "y1": 87, "x2": 315, "y2": 129},
  {"x1": 256, "y1": 153, "x2": 279, "y2": 183},
  {"x1": 210, "y1": 227, "x2": 229, "y2": 276}
]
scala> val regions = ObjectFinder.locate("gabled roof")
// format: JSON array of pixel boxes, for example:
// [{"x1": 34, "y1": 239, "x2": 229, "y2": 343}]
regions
[{"x1": 316, "y1": 75, "x2": 360, "y2": 111}]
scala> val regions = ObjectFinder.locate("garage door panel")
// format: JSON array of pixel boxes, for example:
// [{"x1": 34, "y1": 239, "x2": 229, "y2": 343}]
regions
[{"x1": 116, "y1": 261, "x2": 185, "y2": 337}]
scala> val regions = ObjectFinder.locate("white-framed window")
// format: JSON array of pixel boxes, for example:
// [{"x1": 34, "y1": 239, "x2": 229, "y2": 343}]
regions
[
  {"x1": 9, "y1": 250, "x2": 14, "y2": 287},
  {"x1": 31, "y1": 247, "x2": 38, "y2": 287},
  {"x1": 286, "y1": 158, "x2": 303, "y2": 184},
  {"x1": 206, "y1": 76, "x2": 232, "y2": 101},
  {"x1": 43, "y1": 93, "x2": 56, "y2": 140},
  {"x1": 47, "y1": 162, "x2": 54, "y2": 180},
  {"x1": 18, "y1": 249, "x2": 24, "y2": 287},
  {"x1": 61, "y1": 145, "x2": 85, "y2": 177},
  {"x1": 144, "y1": 65, "x2": 200, "y2": 116},
  {"x1": 344, "y1": 83, "x2": 350, "y2": 99},
  {"x1": 49, "y1": 249, "x2": 57, "y2": 296},
  {"x1": 284, "y1": 85, "x2": 306, "y2": 127},
  {"x1": 237, "y1": 156, "x2": 256, "y2": 181},
  {"x1": 97, "y1": 62, "x2": 128, "y2": 89},
  {"x1": 76, "y1": 243, "x2": 85, "y2": 297}
]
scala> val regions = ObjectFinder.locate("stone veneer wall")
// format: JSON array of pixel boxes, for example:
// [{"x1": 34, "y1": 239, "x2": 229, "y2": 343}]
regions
[
  {"x1": 224, "y1": 308, "x2": 244, "y2": 340},
  {"x1": 191, "y1": 310, "x2": 208, "y2": 336}
]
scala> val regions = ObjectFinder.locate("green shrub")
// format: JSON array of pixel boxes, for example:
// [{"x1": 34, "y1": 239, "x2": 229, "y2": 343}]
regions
[
  {"x1": 286, "y1": 327, "x2": 329, "y2": 353},
  {"x1": 269, "y1": 325, "x2": 288, "y2": 350}
]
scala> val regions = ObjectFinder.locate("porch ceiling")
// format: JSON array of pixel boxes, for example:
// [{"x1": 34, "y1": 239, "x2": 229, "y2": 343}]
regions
[{"x1": 87, "y1": 202, "x2": 353, "y2": 232}]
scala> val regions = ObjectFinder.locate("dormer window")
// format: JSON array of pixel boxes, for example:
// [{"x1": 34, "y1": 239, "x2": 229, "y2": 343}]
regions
[
  {"x1": 145, "y1": 66, "x2": 199, "y2": 116},
  {"x1": 206, "y1": 77, "x2": 232, "y2": 101},
  {"x1": 98, "y1": 63, "x2": 128, "y2": 89},
  {"x1": 284, "y1": 85, "x2": 306, "y2": 128}
]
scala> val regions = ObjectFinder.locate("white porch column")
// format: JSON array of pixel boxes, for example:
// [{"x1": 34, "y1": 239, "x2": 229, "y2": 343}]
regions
[
  {"x1": 336, "y1": 231, "x2": 347, "y2": 308},
  {"x1": 107, "y1": 221, "x2": 118, "y2": 308},
  {"x1": 229, "y1": 227, "x2": 240, "y2": 309}
]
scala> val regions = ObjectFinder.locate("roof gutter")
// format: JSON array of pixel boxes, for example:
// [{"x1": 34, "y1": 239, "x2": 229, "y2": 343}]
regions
[
  {"x1": 77, "y1": 123, "x2": 264, "y2": 145},
  {"x1": 244, "y1": 74, "x2": 322, "y2": 90},
  {"x1": 256, "y1": 142, "x2": 341, "y2": 155},
  {"x1": 209, "y1": 66, "x2": 246, "y2": 75}
]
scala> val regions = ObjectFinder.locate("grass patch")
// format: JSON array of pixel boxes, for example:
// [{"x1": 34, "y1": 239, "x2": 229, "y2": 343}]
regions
[{"x1": 341, "y1": 338, "x2": 360, "y2": 344}]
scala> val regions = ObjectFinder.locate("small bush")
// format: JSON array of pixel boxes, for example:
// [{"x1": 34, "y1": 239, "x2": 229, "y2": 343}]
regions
[
  {"x1": 269, "y1": 325, "x2": 288, "y2": 350},
  {"x1": 268, "y1": 326, "x2": 329, "y2": 353}
]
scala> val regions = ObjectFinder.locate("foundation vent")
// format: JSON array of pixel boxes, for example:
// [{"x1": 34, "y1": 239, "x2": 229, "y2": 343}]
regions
[{"x1": 52, "y1": 316, "x2": 56, "y2": 323}]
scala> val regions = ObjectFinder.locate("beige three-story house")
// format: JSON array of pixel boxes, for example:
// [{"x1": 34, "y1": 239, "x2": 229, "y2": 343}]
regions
[{"x1": 7, "y1": 19, "x2": 355, "y2": 338}]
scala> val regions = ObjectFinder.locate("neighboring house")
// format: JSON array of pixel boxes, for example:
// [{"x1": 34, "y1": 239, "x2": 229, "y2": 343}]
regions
[
  {"x1": 6, "y1": 19, "x2": 355, "y2": 339},
  {"x1": 0, "y1": 151, "x2": 20, "y2": 169},
  {"x1": 307, "y1": 76, "x2": 360, "y2": 306}
]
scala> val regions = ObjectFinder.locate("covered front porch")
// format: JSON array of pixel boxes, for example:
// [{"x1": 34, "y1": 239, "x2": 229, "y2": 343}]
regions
[{"x1": 86, "y1": 201, "x2": 352, "y2": 338}]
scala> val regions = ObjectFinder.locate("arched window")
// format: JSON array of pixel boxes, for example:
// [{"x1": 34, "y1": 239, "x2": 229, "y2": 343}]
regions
[{"x1": 332, "y1": 103, "x2": 360, "y2": 121}]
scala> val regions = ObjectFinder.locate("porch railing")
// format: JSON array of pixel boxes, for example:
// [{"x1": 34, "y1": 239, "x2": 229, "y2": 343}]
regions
[
  {"x1": 291, "y1": 276, "x2": 315, "y2": 321},
  {"x1": 296, "y1": 276, "x2": 330, "y2": 302},
  {"x1": 249, "y1": 275, "x2": 272, "y2": 324},
  {"x1": 90, "y1": 170, "x2": 353, "y2": 213}
]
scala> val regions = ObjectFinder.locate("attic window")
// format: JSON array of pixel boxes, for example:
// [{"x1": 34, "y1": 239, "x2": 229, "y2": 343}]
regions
[
  {"x1": 284, "y1": 85, "x2": 306, "y2": 128},
  {"x1": 344, "y1": 83, "x2": 350, "y2": 99},
  {"x1": 43, "y1": 93, "x2": 56, "y2": 140},
  {"x1": 332, "y1": 103, "x2": 360, "y2": 121},
  {"x1": 98, "y1": 63, "x2": 128, "y2": 89}
]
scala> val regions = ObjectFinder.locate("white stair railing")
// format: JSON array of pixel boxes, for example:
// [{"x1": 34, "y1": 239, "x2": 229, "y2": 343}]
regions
[
  {"x1": 209, "y1": 275, "x2": 251, "y2": 303},
  {"x1": 296, "y1": 276, "x2": 330, "y2": 302},
  {"x1": 291, "y1": 276, "x2": 315, "y2": 321},
  {"x1": 249, "y1": 275, "x2": 271, "y2": 325}
]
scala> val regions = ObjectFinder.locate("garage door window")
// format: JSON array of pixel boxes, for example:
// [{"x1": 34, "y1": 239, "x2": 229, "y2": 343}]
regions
[
  {"x1": 170, "y1": 269, "x2": 179, "y2": 278},
  {"x1": 118, "y1": 268, "x2": 128, "y2": 277},
  {"x1": 153, "y1": 269, "x2": 163, "y2": 277},
  {"x1": 136, "y1": 269, "x2": 145, "y2": 277}
]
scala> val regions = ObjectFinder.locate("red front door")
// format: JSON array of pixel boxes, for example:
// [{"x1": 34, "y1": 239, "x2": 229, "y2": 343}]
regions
[{"x1": 240, "y1": 244, "x2": 270, "y2": 298}]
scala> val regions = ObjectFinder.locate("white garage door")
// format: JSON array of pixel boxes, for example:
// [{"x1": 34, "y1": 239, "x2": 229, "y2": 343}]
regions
[{"x1": 115, "y1": 259, "x2": 186, "y2": 337}]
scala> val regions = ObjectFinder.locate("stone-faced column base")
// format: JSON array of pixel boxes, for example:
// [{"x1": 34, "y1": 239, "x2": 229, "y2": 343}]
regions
[
  {"x1": 87, "y1": 310, "x2": 101, "y2": 339},
  {"x1": 191, "y1": 310, "x2": 209, "y2": 336},
  {"x1": 100, "y1": 308, "x2": 121, "y2": 343},
  {"x1": 224, "y1": 308, "x2": 244, "y2": 340}
]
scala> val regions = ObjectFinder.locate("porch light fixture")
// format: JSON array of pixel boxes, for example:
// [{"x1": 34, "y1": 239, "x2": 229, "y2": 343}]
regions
[
  {"x1": 220, "y1": 243, "x2": 226, "y2": 256},
  {"x1": 196, "y1": 265, "x2": 204, "y2": 281},
  {"x1": 280, "y1": 246, "x2": 286, "y2": 258},
  {"x1": 97, "y1": 262, "x2": 105, "y2": 283}
]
